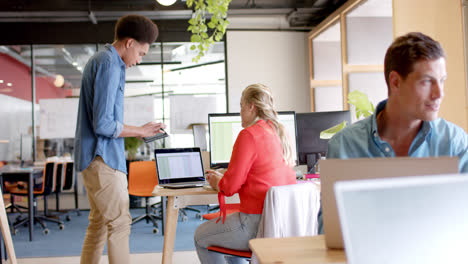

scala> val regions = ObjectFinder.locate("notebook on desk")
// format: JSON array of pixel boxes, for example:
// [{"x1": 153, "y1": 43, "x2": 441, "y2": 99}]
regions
[
  {"x1": 320, "y1": 156, "x2": 459, "y2": 249},
  {"x1": 154, "y1": 147, "x2": 207, "y2": 189},
  {"x1": 335, "y1": 174, "x2": 468, "y2": 264}
]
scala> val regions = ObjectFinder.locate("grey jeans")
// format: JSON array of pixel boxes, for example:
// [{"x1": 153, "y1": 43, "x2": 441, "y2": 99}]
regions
[{"x1": 194, "y1": 212, "x2": 262, "y2": 264}]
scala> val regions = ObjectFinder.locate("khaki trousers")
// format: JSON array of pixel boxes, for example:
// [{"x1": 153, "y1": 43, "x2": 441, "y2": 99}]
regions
[{"x1": 80, "y1": 156, "x2": 131, "y2": 264}]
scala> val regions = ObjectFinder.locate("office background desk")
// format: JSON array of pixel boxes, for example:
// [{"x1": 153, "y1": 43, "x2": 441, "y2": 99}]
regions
[
  {"x1": 249, "y1": 235, "x2": 346, "y2": 264},
  {"x1": 152, "y1": 186, "x2": 239, "y2": 264},
  {"x1": 0, "y1": 167, "x2": 43, "y2": 241}
]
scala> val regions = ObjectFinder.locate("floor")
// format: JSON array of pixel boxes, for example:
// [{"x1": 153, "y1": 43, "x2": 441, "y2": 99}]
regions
[
  {"x1": 16, "y1": 251, "x2": 201, "y2": 264},
  {"x1": 6, "y1": 185, "x2": 199, "y2": 264}
]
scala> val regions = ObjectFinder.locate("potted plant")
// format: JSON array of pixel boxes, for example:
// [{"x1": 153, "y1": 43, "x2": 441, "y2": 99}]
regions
[
  {"x1": 320, "y1": 90, "x2": 375, "y2": 139},
  {"x1": 125, "y1": 137, "x2": 143, "y2": 161}
]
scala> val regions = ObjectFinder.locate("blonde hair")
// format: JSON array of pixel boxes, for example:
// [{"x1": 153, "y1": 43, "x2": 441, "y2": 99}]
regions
[{"x1": 241, "y1": 84, "x2": 294, "y2": 166}]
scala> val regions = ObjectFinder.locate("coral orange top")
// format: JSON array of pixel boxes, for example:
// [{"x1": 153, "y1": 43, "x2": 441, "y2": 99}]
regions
[{"x1": 217, "y1": 119, "x2": 296, "y2": 222}]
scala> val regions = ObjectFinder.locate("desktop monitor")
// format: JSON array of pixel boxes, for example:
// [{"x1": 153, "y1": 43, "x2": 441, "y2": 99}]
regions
[
  {"x1": 296, "y1": 110, "x2": 351, "y2": 172},
  {"x1": 208, "y1": 111, "x2": 298, "y2": 168}
]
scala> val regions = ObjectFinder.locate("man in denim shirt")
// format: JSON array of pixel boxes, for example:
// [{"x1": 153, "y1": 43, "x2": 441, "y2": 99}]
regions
[
  {"x1": 74, "y1": 15, "x2": 165, "y2": 264},
  {"x1": 318, "y1": 32, "x2": 468, "y2": 234}
]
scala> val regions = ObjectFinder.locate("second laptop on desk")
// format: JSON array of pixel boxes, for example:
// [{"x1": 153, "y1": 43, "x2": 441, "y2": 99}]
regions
[
  {"x1": 154, "y1": 147, "x2": 207, "y2": 189},
  {"x1": 320, "y1": 156, "x2": 459, "y2": 249}
]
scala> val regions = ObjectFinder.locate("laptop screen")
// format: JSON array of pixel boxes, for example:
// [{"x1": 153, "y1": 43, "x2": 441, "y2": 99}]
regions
[
  {"x1": 154, "y1": 148, "x2": 205, "y2": 185},
  {"x1": 335, "y1": 174, "x2": 468, "y2": 264},
  {"x1": 320, "y1": 156, "x2": 459, "y2": 249}
]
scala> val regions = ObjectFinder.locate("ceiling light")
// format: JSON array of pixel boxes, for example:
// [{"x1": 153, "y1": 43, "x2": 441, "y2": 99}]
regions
[
  {"x1": 72, "y1": 62, "x2": 78, "y2": 66},
  {"x1": 0, "y1": 80, "x2": 3, "y2": 83},
  {"x1": 6, "y1": 83, "x2": 12, "y2": 87},
  {"x1": 54, "y1": 74, "x2": 65, "y2": 87},
  {"x1": 156, "y1": 0, "x2": 177, "y2": 6}
]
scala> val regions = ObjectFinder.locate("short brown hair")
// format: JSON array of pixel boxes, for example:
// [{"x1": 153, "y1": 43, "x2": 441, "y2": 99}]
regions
[
  {"x1": 384, "y1": 32, "x2": 445, "y2": 92},
  {"x1": 114, "y1": 15, "x2": 158, "y2": 44}
]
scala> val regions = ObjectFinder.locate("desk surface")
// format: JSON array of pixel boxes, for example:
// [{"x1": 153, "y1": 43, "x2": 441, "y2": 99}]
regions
[
  {"x1": 0, "y1": 166, "x2": 43, "y2": 174},
  {"x1": 249, "y1": 235, "x2": 346, "y2": 264},
  {"x1": 152, "y1": 185, "x2": 217, "y2": 196}
]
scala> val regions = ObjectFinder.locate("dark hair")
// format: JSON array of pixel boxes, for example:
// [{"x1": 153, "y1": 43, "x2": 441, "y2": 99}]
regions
[
  {"x1": 114, "y1": 15, "x2": 158, "y2": 44},
  {"x1": 384, "y1": 32, "x2": 445, "y2": 93}
]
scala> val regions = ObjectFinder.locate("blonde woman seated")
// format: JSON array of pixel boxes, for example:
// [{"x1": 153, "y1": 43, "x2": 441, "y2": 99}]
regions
[{"x1": 194, "y1": 84, "x2": 297, "y2": 263}]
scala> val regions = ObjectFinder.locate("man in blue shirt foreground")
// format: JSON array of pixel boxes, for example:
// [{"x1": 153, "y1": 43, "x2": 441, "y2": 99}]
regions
[
  {"x1": 318, "y1": 32, "x2": 468, "y2": 234},
  {"x1": 74, "y1": 15, "x2": 165, "y2": 264}
]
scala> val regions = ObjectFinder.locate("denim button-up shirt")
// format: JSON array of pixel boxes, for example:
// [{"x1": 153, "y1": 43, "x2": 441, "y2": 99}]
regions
[
  {"x1": 74, "y1": 44, "x2": 127, "y2": 173},
  {"x1": 327, "y1": 100, "x2": 468, "y2": 172}
]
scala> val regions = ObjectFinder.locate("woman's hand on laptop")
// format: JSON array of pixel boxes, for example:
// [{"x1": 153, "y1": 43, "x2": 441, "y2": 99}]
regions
[{"x1": 206, "y1": 170, "x2": 222, "y2": 191}]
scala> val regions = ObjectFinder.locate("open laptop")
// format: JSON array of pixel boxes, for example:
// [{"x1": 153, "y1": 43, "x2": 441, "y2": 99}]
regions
[
  {"x1": 320, "y1": 156, "x2": 459, "y2": 249},
  {"x1": 154, "y1": 147, "x2": 207, "y2": 189},
  {"x1": 335, "y1": 174, "x2": 468, "y2": 264}
]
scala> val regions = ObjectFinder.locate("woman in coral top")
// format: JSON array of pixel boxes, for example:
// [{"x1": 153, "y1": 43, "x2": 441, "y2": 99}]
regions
[{"x1": 194, "y1": 84, "x2": 297, "y2": 263}]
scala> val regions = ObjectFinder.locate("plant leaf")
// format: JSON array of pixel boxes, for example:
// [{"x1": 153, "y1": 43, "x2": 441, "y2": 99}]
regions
[
  {"x1": 192, "y1": 34, "x2": 203, "y2": 43},
  {"x1": 348, "y1": 90, "x2": 374, "y2": 119},
  {"x1": 319, "y1": 121, "x2": 347, "y2": 139}
]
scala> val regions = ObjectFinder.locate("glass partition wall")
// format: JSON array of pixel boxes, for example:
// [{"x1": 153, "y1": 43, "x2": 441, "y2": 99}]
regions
[
  {"x1": 0, "y1": 41, "x2": 227, "y2": 163},
  {"x1": 308, "y1": 0, "x2": 393, "y2": 122},
  {"x1": 0, "y1": 45, "x2": 33, "y2": 162}
]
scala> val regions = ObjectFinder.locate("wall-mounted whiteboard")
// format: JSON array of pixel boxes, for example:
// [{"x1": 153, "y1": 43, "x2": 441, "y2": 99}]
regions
[
  {"x1": 40, "y1": 98, "x2": 79, "y2": 139},
  {"x1": 170, "y1": 95, "x2": 219, "y2": 134},
  {"x1": 39, "y1": 96, "x2": 154, "y2": 139}
]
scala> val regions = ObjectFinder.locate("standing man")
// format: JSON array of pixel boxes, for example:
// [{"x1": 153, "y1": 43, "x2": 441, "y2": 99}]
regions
[
  {"x1": 318, "y1": 32, "x2": 468, "y2": 233},
  {"x1": 74, "y1": 15, "x2": 165, "y2": 264}
]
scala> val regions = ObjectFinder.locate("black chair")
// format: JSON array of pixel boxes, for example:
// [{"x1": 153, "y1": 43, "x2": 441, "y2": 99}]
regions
[
  {"x1": 54, "y1": 161, "x2": 80, "y2": 221},
  {"x1": 9, "y1": 162, "x2": 65, "y2": 235}
]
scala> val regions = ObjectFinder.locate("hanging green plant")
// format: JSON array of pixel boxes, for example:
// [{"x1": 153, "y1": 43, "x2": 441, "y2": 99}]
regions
[{"x1": 187, "y1": 0, "x2": 232, "y2": 62}]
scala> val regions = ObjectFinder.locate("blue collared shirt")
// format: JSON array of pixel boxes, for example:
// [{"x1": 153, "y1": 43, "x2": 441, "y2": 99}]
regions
[
  {"x1": 327, "y1": 100, "x2": 468, "y2": 172},
  {"x1": 74, "y1": 44, "x2": 127, "y2": 173}
]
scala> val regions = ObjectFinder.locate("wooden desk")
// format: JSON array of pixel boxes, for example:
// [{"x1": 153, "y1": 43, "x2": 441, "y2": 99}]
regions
[
  {"x1": 0, "y1": 167, "x2": 43, "y2": 241},
  {"x1": 249, "y1": 235, "x2": 346, "y2": 264},
  {"x1": 152, "y1": 185, "x2": 238, "y2": 264}
]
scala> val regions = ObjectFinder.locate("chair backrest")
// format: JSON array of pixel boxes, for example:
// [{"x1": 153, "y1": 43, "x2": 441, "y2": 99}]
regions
[
  {"x1": 62, "y1": 161, "x2": 74, "y2": 191},
  {"x1": 128, "y1": 161, "x2": 158, "y2": 195},
  {"x1": 41, "y1": 161, "x2": 56, "y2": 194},
  {"x1": 53, "y1": 162, "x2": 64, "y2": 192},
  {"x1": 250, "y1": 182, "x2": 321, "y2": 264},
  {"x1": 256, "y1": 182, "x2": 321, "y2": 238}
]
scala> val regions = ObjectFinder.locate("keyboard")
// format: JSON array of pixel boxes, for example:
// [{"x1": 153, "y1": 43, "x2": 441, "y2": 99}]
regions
[{"x1": 160, "y1": 181, "x2": 206, "y2": 189}]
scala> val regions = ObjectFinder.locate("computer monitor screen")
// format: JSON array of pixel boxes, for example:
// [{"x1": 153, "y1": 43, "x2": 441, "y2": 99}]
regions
[
  {"x1": 208, "y1": 111, "x2": 298, "y2": 168},
  {"x1": 296, "y1": 111, "x2": 351, "y2": 171}
]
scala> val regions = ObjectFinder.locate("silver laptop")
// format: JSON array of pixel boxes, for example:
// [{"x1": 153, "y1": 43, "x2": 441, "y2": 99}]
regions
[
  {"x1": 335, "y1": 174, "x2": 468, "y2": 264},
  {"x1": 154, "y1": 147, "x2": 206, "y2": 189},
  {"x1": 321, "y1": 156, "x2": 459, "y2": 249}
]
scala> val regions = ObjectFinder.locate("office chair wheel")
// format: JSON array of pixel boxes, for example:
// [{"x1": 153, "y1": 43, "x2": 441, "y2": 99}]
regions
[
  {"x1": 196, "y1": 213, "x2": 203, "y2": 220},
  {"x1": 43, "y1": 228, "x2": 49, "y2": 235},
  {"x1": 12, "y1": 229, "x2": 18, "y2": 235},
  {"x1": 180, "y1": 215, "x2": 188, "y2": 222},
  {"x1": 152, "y1": 228, "x2": 159, "y2": 234},
  {"x1": 66, "y1": 215, "x2": 71, "y2": 221},
  {"x1": 59, "y1": 224, "x2": 65, "y2": 230}
]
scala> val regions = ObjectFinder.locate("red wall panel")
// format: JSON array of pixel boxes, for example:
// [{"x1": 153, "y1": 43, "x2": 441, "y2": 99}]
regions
[{"x1": 0, "y1": 53, "x2": 71, "y2": 103}]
